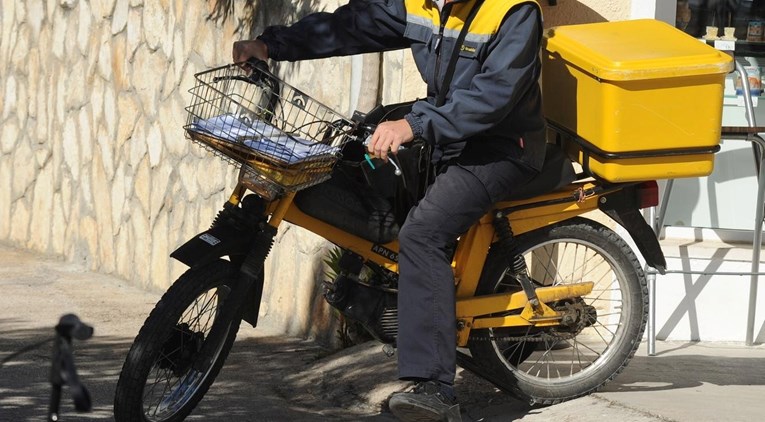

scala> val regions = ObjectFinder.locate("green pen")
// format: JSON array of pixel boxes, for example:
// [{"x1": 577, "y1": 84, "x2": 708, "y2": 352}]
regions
[{"x1": 364, "y1": 153, "x2": 376, "y2": 170}]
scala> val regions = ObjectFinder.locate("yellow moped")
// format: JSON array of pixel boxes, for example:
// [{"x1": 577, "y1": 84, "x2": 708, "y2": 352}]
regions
[{"x1": 114, "y1": 62, "x2": 669, "y2": 421}]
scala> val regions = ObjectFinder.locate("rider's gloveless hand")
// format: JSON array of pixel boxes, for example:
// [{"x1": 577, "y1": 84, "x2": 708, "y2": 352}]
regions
[
  {"x1": 233, "y1": 40, "x2": 269, "y2": 64},
  {"x1": 368, "y1": 119, "x2": 415, "y2": 162}
]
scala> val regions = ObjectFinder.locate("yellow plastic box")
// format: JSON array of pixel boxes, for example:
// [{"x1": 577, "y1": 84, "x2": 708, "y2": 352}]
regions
[{"x1": 542, "y1": 19, "x2": 733, "y2": 182}]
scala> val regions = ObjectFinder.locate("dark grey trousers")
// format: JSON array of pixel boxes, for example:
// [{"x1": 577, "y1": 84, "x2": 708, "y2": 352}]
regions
[{"x1": 396, "y1": 159, "x2": 537, "y2": 384}]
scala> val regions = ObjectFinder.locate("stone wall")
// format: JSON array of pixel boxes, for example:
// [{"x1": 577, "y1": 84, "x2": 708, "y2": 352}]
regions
[
  {"x1": 0, "y1": 0, "x2": 361, "y2": 338},
  {"x1": 0, "y1": 0, "x2": 632, "y2": 339},
  {"x1": 543, "y1": 0, "x2": 631, "y2": 26}
]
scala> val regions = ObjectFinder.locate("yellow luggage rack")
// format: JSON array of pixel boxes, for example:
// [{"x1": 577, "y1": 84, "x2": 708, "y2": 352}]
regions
[{"x1": 542, "y1": 19, "x2": 734, "y2": 182}]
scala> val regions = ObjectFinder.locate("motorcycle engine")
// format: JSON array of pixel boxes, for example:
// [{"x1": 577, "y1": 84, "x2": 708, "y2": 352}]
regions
[{"x1": 324, "y1": 273, "x2": 398, "y2": 344}]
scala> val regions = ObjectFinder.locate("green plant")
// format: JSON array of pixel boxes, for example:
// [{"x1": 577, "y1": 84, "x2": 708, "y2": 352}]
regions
[{"x1": 322, "y1": 247, "x2": 370, "y2": 348}]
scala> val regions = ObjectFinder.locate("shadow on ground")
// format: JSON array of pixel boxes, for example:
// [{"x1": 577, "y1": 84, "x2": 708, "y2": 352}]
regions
[
  {"x1": 4, "y1": 321, "x2": 765, "y2": 422},
  {"x1": 0, "y1": 321, "x2": 392, "y2": 421},
  {"x1": 601, "y1": 349, "x2": 765, "y2": 393}
]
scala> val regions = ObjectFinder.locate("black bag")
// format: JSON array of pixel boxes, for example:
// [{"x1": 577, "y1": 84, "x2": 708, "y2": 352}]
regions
[{"x1": 359, "y1": 101, "x2": 433, "y2": 226}]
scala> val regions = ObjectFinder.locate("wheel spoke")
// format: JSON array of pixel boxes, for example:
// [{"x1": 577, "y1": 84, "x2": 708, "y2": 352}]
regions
[
  {"x1": 591, "y1": 320, "x2": 618, "y2": 338},
  {"x1": 113, "y1": 261, "x2": 245, "y2": 422},
  {"x1": 474, "y1": 225, "x2": 645, "y2": 397},
  {"x1": 573, "y1": 338, "x2": 603, "y2": 358},
  {"x1": 141, "y1": 288, "x2": 228, "y2": 418}
]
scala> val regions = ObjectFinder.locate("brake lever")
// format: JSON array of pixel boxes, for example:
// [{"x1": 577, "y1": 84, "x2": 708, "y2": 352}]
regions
[{"x1": 362, "y1": 134, "x2": 402, "y2": 176}]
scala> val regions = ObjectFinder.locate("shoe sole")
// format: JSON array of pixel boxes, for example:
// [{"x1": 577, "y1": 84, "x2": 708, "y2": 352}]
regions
[{"x1": 389, "y1": 396, "x2": 462, "y2": 422}]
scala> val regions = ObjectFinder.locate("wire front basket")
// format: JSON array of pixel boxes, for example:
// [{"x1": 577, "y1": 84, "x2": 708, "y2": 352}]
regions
[{"x1": 184, "y1": 63, "x2": 356, "y2": 199}]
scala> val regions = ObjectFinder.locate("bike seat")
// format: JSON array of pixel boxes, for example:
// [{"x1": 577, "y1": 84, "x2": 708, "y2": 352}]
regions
[{"x1": 504, "y1": 143, "x2": 577, "y2": 201}]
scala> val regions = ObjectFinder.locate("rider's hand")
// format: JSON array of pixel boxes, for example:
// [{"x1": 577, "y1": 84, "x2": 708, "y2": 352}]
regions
[
  {"x1": 233, "y1": 40, "x2": 269, "y2": 65},
  {"x1": 368, "y1": 119, "x2": 415, "y2": 162}
]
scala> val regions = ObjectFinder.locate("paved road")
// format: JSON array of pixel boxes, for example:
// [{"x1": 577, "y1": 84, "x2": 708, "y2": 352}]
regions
[{"x1": 1, "y1": 245, "x2": 764, "y2": 421}]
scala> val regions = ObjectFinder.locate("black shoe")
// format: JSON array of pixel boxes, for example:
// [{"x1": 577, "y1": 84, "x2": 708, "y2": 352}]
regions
[{"x1": 388, "y1": 381, "x2": 462, "y2": 422}]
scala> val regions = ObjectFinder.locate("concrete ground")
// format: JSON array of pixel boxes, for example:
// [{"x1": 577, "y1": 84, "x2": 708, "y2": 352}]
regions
[{"x1": 1, "y1": 244, "x2": 764, "y2": 421}]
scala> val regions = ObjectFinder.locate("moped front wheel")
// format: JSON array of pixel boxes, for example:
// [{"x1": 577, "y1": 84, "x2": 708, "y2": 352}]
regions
[
  {"x1": 114, "y1": 259, "x2": 241, "y2": 422},
  {"x1": 468, "y1": 217, "x2": 647, "y2": 405}
]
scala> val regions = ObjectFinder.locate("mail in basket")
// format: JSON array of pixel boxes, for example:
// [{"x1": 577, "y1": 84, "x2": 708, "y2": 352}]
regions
[{"x1": 184, "y1": 63, "x2": 356, "y2": 199}]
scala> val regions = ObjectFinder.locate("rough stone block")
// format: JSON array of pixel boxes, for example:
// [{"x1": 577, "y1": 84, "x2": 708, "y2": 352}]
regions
[
  {"x1": 77, "y1": 0, "x2": 92, "y2": 54},
  {"x1": 111, "y1": 161, "x2": 127, "y2": 232},
  {"x1": 97, "y1": 126, "x2": 115, "y2": 180},
  {"x1": 150, "y1": 210, "x2": 170, "y2": 288},
  {"x1": 9, "y1": 199, "x2": 30, "y2": 244},
  {"x1": 111, "y1": 33, "x2": 129, "y2": 90},
  {"x1": 12, "y1": 140, "x2": 36, "y2": 199},
  {"x1": 158, "y1": 95, "x2": 187, "y2": 157},
  {"x1": 62, "y1": 116, "x2": 79, "y2": 181},
  {"x1": 36, "y1": 85, "x2": 48, "y2": 140},
  {"x1": 11, "y1": 25, "x2": 30, "y2": 71},
  {"x1": 103, "y1": 84, "x2": 117, "y2": 139},
  {"x1": 134, "y1": 157, "x2": 150, "y2": 214},
  {"x1": 143, "y1": 0, "x2": 166, "y2": 52},
  {"x1": 97, "y1": 30, "x2": 113, "y2": 81},
  {"x1": 116, "y1": 93, "x2": 139, "y2": 151},
  {"x1": 149, "y1": 161, "x2": 171, "y2": 223},
  {"x1": 3, "y1": 75, "x2": 16, "y2": 121},
  {"x1": 0, "y1": 160, "x2": 12, "y2": 238},
  {"x1": 130, "y1": 201, "x2": 150, "y2": 282},
  {"x1": 29, "y1": 163, "x2": 54, "y2": 251},
  {"x1": 51, "y1": 13, "x2": 67, "y2": 60},
  {"x1": 65, "y1": 60, "x2": 87, "y2": 109},
  {"x1": 111, "y1": 0, "x2": 128, "y2": 35},
  {"x1": 93, "y1": 153, "x2": 116, "y2": 273},
  {"x1": 131, "y1": 47, "x2": 165, "y2": 119},
  {"x1": 78, "y1": 108, "x2": 93, "y2": 165},
  {"x1": 51, "y1": 192, "x2": 66, "y2": 255},
  {"x1": 27, "y1": 0, "x2": 45, "y2": 37},
  {"x1": 126, "y1": 6, "x2": 142, "y2": 59},
  {"x1": 147, "y1": 121, "x2": 163, "y2": 168},
  {"x1": 1, "y1": 1, "x2": 17, "y2": 65},
  {"x1": 1, "y1": 118, "x2": 18, "y2": 154}
]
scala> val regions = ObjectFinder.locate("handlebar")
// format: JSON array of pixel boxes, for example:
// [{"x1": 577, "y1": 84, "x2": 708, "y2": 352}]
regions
[
  {"x1": 356, "y1": 123, "x2": 406, "y2": 176},
  {"x1": 215, "y1": 58, "x2": 272, "y2": 85}
]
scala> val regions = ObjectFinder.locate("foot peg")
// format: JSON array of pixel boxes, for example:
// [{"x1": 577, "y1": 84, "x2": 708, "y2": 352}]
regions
[{"x1": 382, "y1": 344, "x2": 396, "y2": 357}]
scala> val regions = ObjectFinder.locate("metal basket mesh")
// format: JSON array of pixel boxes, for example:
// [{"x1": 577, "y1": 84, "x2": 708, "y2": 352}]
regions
[{"x1": 184, "y1": 64, "x2": 355, "y2": 195}]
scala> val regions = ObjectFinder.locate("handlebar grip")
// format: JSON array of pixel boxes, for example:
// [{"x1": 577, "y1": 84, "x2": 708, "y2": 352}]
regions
[
  {"x1": 246, "y1": 57, "x2": 269, "y2": 73},
  {"x1": 244, "y1": 58, "x2": 271, "y2": 85}
]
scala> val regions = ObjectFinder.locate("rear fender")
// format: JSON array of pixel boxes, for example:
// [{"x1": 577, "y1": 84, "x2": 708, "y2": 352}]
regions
[{"x1": 599, "y1": 186, "x2": 667, "y2": 274}]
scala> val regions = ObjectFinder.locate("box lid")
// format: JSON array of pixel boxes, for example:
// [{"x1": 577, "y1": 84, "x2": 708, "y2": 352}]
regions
[{"x1": 544, "y1": 19, "x2": 733, "y2": 81}]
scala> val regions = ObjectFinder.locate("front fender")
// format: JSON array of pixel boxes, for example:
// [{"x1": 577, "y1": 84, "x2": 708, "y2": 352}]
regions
[
  {"x1": 171, "y1": 224, "x2": 254, "y2": 269},
  {"x1": 171, "y1": 224, "x2": 264, "y2": 327}
]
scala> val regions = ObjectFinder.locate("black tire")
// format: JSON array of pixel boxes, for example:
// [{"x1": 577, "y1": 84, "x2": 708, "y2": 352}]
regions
[
  {"x1": 468, "y1": 217, "x2": 647, "y2": 405},
  {"x1": 114, "y1": 260, "x2": 242, "y2": 421}
]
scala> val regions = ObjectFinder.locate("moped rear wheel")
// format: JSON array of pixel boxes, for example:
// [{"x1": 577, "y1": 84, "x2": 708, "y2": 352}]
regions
[
  {"x1": 468, "y1": 217, "x2": 647, "y2": 405},
  {"x1": 114, "y1": 260, "x2": 241, "y2": 421}
]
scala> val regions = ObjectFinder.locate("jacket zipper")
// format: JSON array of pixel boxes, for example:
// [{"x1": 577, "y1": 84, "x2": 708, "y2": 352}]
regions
[{"x1": 433, "y1": 3, "x2": 454, "y2": 97}]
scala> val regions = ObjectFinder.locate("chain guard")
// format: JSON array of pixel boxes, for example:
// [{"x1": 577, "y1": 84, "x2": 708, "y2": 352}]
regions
[{"x1": 469, "y1": 299, "x2": 595, "y2": 344}]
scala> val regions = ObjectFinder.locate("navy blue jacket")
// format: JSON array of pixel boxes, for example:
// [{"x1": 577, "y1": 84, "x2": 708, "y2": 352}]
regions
[{"x1": 259, "y1": 0, "x2": 545, "y2": 169}]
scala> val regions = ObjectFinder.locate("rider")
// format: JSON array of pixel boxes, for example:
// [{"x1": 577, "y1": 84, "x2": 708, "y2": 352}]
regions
[{"x1": 233, "y1": 0, "x2": 546, "y2": 420}]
